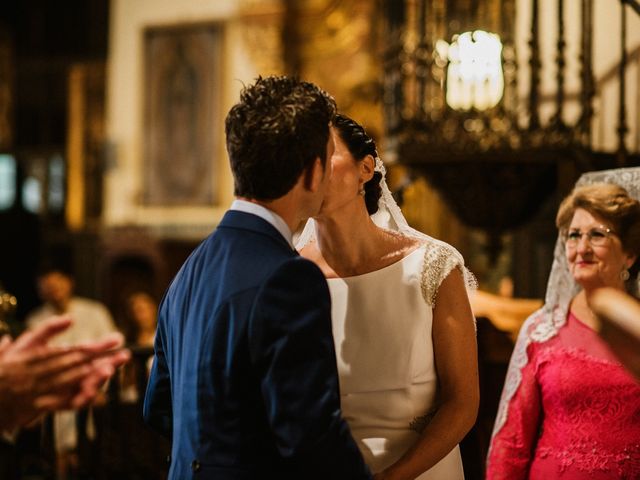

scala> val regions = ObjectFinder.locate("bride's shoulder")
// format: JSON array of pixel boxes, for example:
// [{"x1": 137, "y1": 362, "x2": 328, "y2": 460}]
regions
[
  {"x1": 418, "y1": 238, "x2": 468, "y2": 305},
  {"x1": 420, "y1": 236, "x2": 463, "y2": 260},
  {"x1": 385, "y1": 232, "x2": 462, "y2": 265},
  {"x1": 381, "y1": 230, "x2": 422, "y2": 258}
]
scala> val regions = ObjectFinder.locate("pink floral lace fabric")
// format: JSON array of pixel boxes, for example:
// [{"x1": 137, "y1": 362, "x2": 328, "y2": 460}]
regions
[{"x1": 487, "y1": 312, "x2": 640, "y2": 479}]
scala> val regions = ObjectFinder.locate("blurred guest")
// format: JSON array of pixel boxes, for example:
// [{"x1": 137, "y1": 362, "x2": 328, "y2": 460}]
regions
[
  {"x1": 487, "y1": 171, "x2": 640, "y2": 479},
  {"x1": 126, "y1": 292, "x2": 157, "y2": 347},
  {"x1": 27, "y1": 268, "x2": 116, "y2": 341},
  {"x1": 120, "y1": 292, "x2": 157, "y2": 403},
  {"x1": 26, "y1": 268, "x2": 118, "y2": 478}
]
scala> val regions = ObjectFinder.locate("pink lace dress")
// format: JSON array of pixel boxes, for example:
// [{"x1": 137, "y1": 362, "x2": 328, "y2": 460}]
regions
[{"x1": 487, "y1": 312, "x2": 640, "y2": 479}]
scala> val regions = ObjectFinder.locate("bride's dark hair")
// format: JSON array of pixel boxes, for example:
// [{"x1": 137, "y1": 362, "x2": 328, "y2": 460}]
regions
[{"x1": 333, "y1": 113, "x2": 383, "y2": 214}]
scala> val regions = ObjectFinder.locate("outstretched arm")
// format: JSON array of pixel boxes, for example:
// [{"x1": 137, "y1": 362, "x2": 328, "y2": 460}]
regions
[
  {"x1": 0, "y1": 315, "x2": 130, "y2": 432},
  {"x1": 590, "y1": 287, "x2": 640, "y2": 380},
  {"x1": 376, "y1": 268, "x2": 479, "y2": 480}
]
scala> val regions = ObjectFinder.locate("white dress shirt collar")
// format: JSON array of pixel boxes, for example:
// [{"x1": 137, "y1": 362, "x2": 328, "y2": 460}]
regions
[{"x1": 230, "y1": 199, "x2": 294, "y2": 249}]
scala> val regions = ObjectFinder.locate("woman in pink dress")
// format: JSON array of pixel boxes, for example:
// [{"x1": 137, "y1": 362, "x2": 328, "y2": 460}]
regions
[{"x1": 487, "y1": 168, "x2": 640, "y2": 479}]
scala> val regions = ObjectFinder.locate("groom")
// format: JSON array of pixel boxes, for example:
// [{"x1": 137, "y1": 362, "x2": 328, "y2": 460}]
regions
[{"x1": 144, "y1": 76, "x2": 371, "y2": 479}]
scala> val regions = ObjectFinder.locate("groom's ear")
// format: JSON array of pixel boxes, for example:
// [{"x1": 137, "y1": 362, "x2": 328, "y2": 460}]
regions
[
  {"x1": 303, "y1": 157, "x2": 326, "y2": 192},
  {"x1": 359, "y1": 154, "x2": 375, "y2": 183}
]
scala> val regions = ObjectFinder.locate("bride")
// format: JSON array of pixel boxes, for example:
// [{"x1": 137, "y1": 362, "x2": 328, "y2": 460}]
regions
[{"x1": 298, "y1": 114, "x2": 479, "y2": 479}]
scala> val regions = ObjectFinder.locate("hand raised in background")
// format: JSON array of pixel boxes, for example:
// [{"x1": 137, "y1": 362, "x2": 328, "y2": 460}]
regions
[{"x1": 590, "y1": 288, "x2": 640, "y2": 381}]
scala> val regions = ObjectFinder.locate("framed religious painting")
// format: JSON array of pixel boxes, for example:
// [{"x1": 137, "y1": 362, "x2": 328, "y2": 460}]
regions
[{"x1": 143, "y1": 23, "x2": 222, "y2": 206}]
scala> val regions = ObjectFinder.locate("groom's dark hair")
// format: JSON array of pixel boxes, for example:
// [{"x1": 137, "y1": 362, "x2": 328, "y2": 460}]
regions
[{"x1": 225, "y1": 76, "x2": 336, "y2": 200}]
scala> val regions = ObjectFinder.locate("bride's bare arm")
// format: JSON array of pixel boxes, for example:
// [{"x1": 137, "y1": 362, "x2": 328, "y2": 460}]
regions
[{"x1": 375, "y1": 268, "x2": 479, "y2": 480}]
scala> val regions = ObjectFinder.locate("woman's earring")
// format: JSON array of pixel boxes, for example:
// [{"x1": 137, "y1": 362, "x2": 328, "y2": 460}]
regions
[
  {"x1": 621, "y1": 268, "x2": 630, "y2": 281},
  {"x1": 358, "y1": 186, "x2": 365, "y2": 196}
]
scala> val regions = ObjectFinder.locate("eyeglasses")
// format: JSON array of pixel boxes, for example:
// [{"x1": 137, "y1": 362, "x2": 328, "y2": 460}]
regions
[{"x1": 564, "y1": 226, "x2": 616, "y2": 247}]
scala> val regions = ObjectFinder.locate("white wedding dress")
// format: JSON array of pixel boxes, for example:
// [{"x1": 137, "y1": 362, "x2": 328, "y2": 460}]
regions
[
  {"x1": 297, "y1": 154, "x2": 474, "y2": 478},
  {"x1": 327, "y1": 240, "x2": 465, "y2": 479}
]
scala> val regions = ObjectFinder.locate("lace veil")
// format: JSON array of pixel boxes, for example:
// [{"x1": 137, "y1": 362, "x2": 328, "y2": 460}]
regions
[
  {"x1": 492, "y1": 167, "x2": 640, "y2": 438},
  {"x1": 295, "y1": 156, "x2": 477, "y2": 294}
]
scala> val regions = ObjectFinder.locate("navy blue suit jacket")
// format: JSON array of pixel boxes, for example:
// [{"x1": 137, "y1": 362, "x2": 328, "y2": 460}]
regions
[{"x1": 144, "y1": 210, "x2": 371, "y2": 479}]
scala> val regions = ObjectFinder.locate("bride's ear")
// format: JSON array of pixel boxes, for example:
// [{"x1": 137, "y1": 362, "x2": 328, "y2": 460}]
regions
[{"x1": 360, "y1": 154, "x2": 375, "y2": 183}]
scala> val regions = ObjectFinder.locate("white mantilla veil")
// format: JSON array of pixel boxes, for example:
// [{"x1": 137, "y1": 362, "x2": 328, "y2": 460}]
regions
[
  {"x1": 491, "y1": 167, "x2": 640, "y2": 439},
  {"x1": 295, "y1": 156, "x2": 478, "y2": 293}
]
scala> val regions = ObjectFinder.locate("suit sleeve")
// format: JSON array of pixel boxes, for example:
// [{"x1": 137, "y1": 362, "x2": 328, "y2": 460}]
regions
[
  {"x1": 143, "y1": 307, "x2": 173, "y2": 437},
  {"x1": 249, "y1": 257, "x2": 371, "y2": 479}
]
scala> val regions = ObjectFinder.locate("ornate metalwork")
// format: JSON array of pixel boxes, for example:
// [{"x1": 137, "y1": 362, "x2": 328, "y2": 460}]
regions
[
  {"x1": 617, "y1": 1, "x2": 628, "y2": 164},
  {"x1": 578, "y1": 0, "x2": 597, "y2": 149},
  {"x1": 551, "y1": 0, "x2": 566, "y2": 127},
  {"x1": 528, "y1": 0, "x2": 541, "y2": 130},
  {"x1": 623, "y1": 0, "x2": 640, "y2": 16},
  {"x1": 381, "y1": 0, "x2": 605, "y2": 246}
]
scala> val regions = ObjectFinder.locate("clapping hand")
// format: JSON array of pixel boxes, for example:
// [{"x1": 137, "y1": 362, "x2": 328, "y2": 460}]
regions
[{"x1": 0, "y1": 315, "x2": 130, "y2": 432}]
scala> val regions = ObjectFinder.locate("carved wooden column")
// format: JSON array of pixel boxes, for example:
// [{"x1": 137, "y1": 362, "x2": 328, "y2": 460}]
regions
[
  {"x1": 617, "y1": 1, "x2": 628, "y2": 165},
  {"x1": 552, "y1": 0, "x2": 566, "y2": 128},
  {"x1": 67, "y1": 62, "x2": 106, "y2": 231},
  {"x1": 383, "y1": 0, "x2": 405, "y2": 138},
  {"x1": 579, "y1": 0, "x2": 594, "y2": 146},
  {"x1": 528, "y1": 0, "x2": 541, "y2": 131}
]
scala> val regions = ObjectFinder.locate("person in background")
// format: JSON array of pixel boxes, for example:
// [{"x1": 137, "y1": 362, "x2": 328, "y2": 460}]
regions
[
  {"x1": 144, "y1": 76, "x2": 371, "y2": 479},
  {"x1": 126, "y1": 292, "x2": 157, "y2": 347},
  {"x1": 120, "y1": 292, "x2": 157, "y2": 403},
  {"x1": 27, "y1": 268, "x2": 116, "y2": 342},
  {"x1": 487, "y1": 170, "x2": 640, "y2": 479},
  {"x1": 298, "y1": 113, "x2": 478, "y2": 479},
  {"x1": 26, "y1": 267, "x2": 118, "y2": 478}
]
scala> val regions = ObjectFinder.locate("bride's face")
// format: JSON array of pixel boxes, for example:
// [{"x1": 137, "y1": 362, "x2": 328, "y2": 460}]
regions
[{"x1": 318, "y1": 127, "x2": 363, "y2": 216}]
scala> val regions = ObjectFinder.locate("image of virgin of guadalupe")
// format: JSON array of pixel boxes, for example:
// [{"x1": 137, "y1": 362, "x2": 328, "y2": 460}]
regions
[{"x1": 144, "y1": 27, "x2": 221, "y2": 206}]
